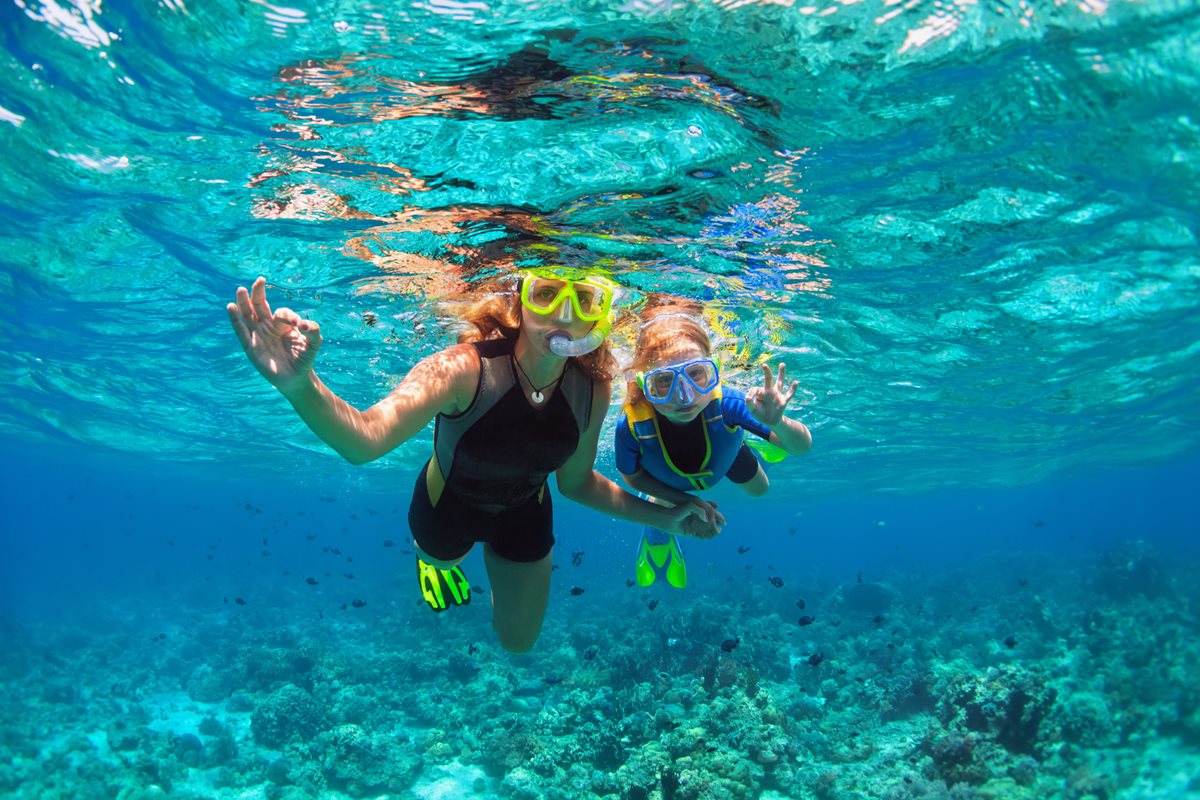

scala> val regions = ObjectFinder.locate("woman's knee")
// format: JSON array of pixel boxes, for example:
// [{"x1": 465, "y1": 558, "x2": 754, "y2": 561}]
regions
[
  {"x1": 494, "y1": 621, "x2": 543, "y2": 654},
  {"x1": 415, "y1": 541, "x2": 468, "y2": 569}
]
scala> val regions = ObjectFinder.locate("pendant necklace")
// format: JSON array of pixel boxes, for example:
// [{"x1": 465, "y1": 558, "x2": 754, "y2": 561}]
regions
[{"x1": 512, "y1": 354, "x2": 560, "y2": 405}]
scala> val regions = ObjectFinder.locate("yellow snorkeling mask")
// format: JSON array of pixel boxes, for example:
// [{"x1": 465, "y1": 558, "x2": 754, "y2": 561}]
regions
[
  {"x1": 519, "y1": 269, "x2": 616, "y2": 322},
  {"x1": 518, "y1": 268, "x2": 617, "y2": 357}
]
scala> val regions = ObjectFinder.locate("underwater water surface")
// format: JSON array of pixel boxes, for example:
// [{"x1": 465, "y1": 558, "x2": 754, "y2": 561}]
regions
[{"x1": 2, "y1": 0, "x2": 1199, "y2": 798}]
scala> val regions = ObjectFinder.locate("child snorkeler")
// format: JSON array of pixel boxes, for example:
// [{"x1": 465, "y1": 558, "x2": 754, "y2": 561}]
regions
[{"x1": 615, "y1": 302, "x2": 812, "y2": 588}]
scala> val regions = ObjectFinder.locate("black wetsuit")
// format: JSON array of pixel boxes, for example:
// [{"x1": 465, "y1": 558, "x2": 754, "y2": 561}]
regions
[{"x1": 409, "y1": 337, "x2": 592, "y2": 562}]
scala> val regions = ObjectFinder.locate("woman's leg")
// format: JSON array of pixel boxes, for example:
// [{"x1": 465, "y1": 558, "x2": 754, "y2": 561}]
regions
[{"x1": 483, "y1": 544, "x2": 553, "y2": 653}]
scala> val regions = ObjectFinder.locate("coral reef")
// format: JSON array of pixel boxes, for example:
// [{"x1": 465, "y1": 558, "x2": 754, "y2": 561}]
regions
[{"x1": 1, "y1": 539, "x2": 1197, "y2": 799}]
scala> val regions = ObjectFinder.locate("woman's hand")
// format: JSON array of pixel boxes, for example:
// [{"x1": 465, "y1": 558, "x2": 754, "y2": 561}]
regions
[
  {"x1": 227, "y1": 277, "x2": 322, "y2": 394},
  {"x1": 745, "y1": 362, "x2": 799, "y2": 428}
]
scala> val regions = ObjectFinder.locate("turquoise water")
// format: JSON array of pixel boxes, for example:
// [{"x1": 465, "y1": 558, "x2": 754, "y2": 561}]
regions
[{"x1": 2, "y1": 1, "x2": 1199, "y2": 798}]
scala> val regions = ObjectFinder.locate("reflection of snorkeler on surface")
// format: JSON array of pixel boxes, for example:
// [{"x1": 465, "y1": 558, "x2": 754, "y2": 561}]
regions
[
  {"x1": 226, "y1": 271, "x2": 721, "y2": 652},
  {"x1": 616, "y1": 300, "x2": 811, "y2": 589},
  {"x1": 267, "y1": 42, "x2": 777, "y2": 126}
]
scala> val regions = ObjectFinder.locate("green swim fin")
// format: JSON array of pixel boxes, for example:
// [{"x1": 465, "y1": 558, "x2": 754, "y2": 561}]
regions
[
  {"x1": 417, "y1": 556, "x2": 471, "y2": 612},
  {"x1": 634, "y1": 529, "x2": 687, "y2": 589},
  {"x1": 747, "y1": 437, "x2": 789, "y2": 464}
]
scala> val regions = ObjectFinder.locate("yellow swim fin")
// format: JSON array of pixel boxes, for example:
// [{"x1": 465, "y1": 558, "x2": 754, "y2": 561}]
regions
[
  {"x1": 634, "y1": 529, "x2": 687, "y2": 589},
  {"x1": 417, "y1": 556, "x2": 471, "y2": 612}
]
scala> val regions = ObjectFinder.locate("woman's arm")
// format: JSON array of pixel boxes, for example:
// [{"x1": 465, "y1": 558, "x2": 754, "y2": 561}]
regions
[
  {"x1": 229, "y1": 277, "x2": 478, "y2": 465},
  {"x1": 280, "y1": 345, "x2": 477, "y2": 465},
  {"x1": 556, "y1": 380, "x2": 720, "y2": 535}
]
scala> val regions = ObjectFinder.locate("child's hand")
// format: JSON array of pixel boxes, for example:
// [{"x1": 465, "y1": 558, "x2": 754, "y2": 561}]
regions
[
  {"x1": 680, "y1": 513, "x2": 723, "y2": 539},
  {"x1": 666, "y1": 497, "x2": 725, "y2": 538},
  {"x1": 745, "y1": 362, "x2": 799, "y2": 427}
]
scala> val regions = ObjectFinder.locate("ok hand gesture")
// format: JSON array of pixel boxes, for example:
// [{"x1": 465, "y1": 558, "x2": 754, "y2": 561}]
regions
[
  {"x1": 227, "y1": 277, "x2": 322, "y2": 394},
  {"x1": 745, "y1": 362, "x2": 799, "y2": 428}
]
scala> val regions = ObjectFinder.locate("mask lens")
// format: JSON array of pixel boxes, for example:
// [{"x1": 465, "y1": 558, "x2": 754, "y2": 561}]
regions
[
  {"x1": 573, "y1": 282, "x2": 610, "y2": 321},
  {"x1": 646, "y1": 371, "x2": 676, "y2": 400},
  {"x1": 525, "y1": 279, "x2": 567, "y2": 313},
  {"x1": 684, "y1": 360, "x2": 718, "y2": 390}
]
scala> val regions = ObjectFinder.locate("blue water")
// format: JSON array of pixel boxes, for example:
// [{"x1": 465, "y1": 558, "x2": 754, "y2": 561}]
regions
[{"x1": 3, "y1": 0, "x2": 1199, "y2": 798}]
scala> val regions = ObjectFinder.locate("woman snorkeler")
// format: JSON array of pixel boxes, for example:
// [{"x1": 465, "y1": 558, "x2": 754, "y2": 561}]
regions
[
  {"x1": 615, "y1": 301, "x2": 812, "y2": 589},
  {"x1": 227, "y1": 272, "x2": 720, "y2": 652}
]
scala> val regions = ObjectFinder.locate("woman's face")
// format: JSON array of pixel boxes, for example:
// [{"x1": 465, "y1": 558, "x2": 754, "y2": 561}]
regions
[{"x1": 646, "y1": 343, "x2": 716, "y2": 424}]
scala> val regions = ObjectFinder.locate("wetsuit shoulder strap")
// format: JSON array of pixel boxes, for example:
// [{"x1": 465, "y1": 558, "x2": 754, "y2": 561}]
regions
[
  {"x1": 559, "y1": 359, "x2": 593, "y2": 436},
  {"x1": 434, "y1": 338, "x2": 515, "y2": 480}
]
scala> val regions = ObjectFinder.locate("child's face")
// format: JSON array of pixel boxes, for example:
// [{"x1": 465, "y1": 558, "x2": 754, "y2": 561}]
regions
[{"x1": 647, "y1": 343, "x2": 717, "y2": 424}]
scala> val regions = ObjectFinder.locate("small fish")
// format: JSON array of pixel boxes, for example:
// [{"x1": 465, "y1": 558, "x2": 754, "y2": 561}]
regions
[
  {"x1": 796, "y1": 598, "x2": 806, "y2": 610},
  {"x1": 1004, "y1": 635, "x2": 1018, "y2": 649},
  {"x1": 569, "y1": 587, "x2": 585, "y2": 596},
  {"x1": 471, "y1": 585, "x2": 483, "y2": 594},
  {"x1": 648, "y1": 599, "x2": 659, "y2": 611},
  {"x1": 330, "y1": 547, "x2": 342, "y2": 556},
  {"x1": 768, "y1": 576, "x2": 784, "y2": 588},
  {"x1": 318, "y1": 611, "x2": 323, "y2": 620},
  {"x1": 583, "y1": 647, "x2": 597, "y2": 661},
  {"x1": 1018, "y1": 578, "x2": 1029, "y2": 587},
  {"x1": 1033, "y1": 520, "x2": 1045, "y2": 528},
  {"x1": 857, "y1": 572, "x2": 863, "y2": 584},
  {"x1": 305, "y1": 577, "x2": 319, "y2": 586},
  {"x1": 542, "y1": 675, "x2": 564, "y2": 685},
  {"x1": 798, "y1": 615, "x2": 816, "y2": 626},
  {"x1": 167, "y1": 539, "x2": 175, "y2": 547},
  {"x1": 344, "y1": 573, "x2": 355, "y2": 580},
  {"x1": 235, "y1": 597, "x2": 247, "y2": 606},
  {"x1": 873, "y1": 614, "x2": 885, "y2": 626},
  {"x1": 737, "y1": 546, "x2": 751, "y2": 555},
  {"x1": 262, "y1": 537, "x2": 269, "y2": 546},
  {"x1": 720, "y1": 637, "x2": 740, "y2": 653},
  {"x1": 306, "y1": 534, "x2": 318, "y2": 541},
  {"x1": 467, "y1": 643, "x2": 479, "y2": 655},
  {"x1": 571, "y1": 550, "x2": 585, "y2": 567},
  {"x1": 351, "y1": 599, "x2": 367, "y2": 608},
  {"x1": 807, "y1": 652, "x2": 825, "y2": 667},
  {"x1": 383, "y1": 539, "x2": 395, "y2": 547},
  {"x1": 362, "y1": 311, "x2": 378, "y2": 327},
  {"x1": 625, "y1": 579, "x2": 635, "y2": 588}
]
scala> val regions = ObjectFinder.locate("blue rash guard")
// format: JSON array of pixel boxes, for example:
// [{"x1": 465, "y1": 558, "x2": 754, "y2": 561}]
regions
[{"x1": 615, "y1": 385, "x2": 772, "y2": 492}]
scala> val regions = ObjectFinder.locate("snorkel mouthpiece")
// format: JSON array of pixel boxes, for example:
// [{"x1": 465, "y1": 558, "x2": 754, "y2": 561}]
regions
[{"x1": 547, "y1": 314, "x2": 612, "y2": 357}]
